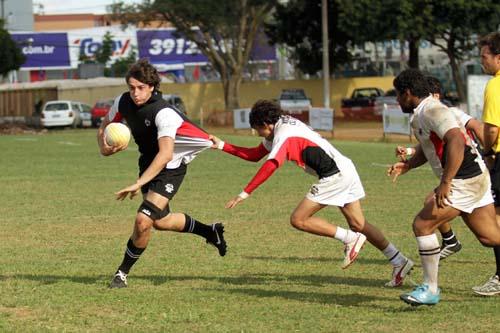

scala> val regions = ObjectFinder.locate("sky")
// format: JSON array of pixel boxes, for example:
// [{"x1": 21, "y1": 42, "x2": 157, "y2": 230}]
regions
[{"x1": 35, "y1": 0, "x2": 143, "y2": 15}]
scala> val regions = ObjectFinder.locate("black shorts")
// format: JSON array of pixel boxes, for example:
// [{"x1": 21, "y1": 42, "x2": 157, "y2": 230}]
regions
[
  {"x1": 490, "y1": 154, "x2": 500, "y2": 207},
  {"x1": 140, "y1": 163, "x2": 187, "y2": 200}
]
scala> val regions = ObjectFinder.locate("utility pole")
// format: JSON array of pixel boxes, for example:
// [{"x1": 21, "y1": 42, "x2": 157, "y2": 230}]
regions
[
  {"x1": 321, "y1": 0, "x2": 330, "y2": 109},
  {"x1": 1, "y1": 0, "x2": 5, "y2": 22}
]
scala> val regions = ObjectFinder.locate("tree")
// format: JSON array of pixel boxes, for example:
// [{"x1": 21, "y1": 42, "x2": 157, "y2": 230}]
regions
[
  {"x1": 426, "y1": 0, "x2": 500, "y2": 102},
  {"x1": 111, "y1": 0, "x2": 277, "y2": 111},
  {"x1": 265, "y1": 0, "x2": 353, "y2": 75},
  {"x1": 0, "y1": 20, "x2": 25, "y2": 77},
  {"x1": 110, "y1": 49, "x2": 137, "y2": 77},
  {"x1": 337, "y1": 0, "x2": 433, "y2": 70},
  {"x1": 95, "y1": 31, "x2": 114, "y2": 65}
]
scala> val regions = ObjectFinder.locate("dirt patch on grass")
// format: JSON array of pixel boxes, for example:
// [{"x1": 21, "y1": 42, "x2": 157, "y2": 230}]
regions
[{"x1": 0, "y1": 124, "x2": 47, "y2": 135}]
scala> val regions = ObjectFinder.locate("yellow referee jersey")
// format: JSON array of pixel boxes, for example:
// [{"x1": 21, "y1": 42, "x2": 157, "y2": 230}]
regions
[{"x1": 481, "y1": 70, "x2": 500, "y2": 152}]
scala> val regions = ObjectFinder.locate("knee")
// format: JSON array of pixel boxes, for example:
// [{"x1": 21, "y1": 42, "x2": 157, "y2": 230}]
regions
[
  {"x1": 290, "y1": 214, "x2": 307, "y2": 231},
  {"x1": 478, "y1": 235, "x2": 500, "y2": 247},
  {"x1": 348, "y1": 218, "x2": 365, "y2": 233},
  {"x1": 135, "y1": 215, "x2": 153, "y2": 234}
]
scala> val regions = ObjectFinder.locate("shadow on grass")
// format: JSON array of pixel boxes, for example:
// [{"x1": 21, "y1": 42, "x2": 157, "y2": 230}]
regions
[
  {"x1": 0, "y1": 274, "x2": 108, "y2": 285},
  {"x1": 243, "y1": 255, "x2": 390, "y2": 265},
  {"x1": 0, "y1": 271, "x2": 387, "y2": 289}
]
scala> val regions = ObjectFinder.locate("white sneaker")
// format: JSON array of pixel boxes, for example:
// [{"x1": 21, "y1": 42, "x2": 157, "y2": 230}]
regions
[
  {"x1": 472, "y1": 275, "x2": 500, "y2": 296},
  {"x1": 109, "y1": 270, "x2": 128, "y2": 289},
  {"x1": 385, "y1": 258, "x2": 414, "y2": 287},
  {"x1": 341, "y1": 233, "x2": 366, "y2": 269}
]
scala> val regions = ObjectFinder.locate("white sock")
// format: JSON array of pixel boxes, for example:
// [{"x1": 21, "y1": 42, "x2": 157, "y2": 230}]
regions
[
  {"x1": 334, "y1": 227, "x2": 358, "y2": 244},
  {"x1": 382, "y1": 243, "x2": 406, "y2": 267},
  {"x1": 416, "y1": 234, "x2": 441, "y2": 293}
]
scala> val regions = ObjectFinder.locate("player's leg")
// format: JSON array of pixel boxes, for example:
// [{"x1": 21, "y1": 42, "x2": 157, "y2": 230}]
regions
[
  {"x1": 290, "y1": 197, "x2": 365, "y2": 268},
  {"x1": 150, "y1": 165, "x2": 227, "y2": 256},
  {"x1": 340, "y1": 200, "x2": 414, "y2": 286},
  {"x1": 473, "y1": 186, "x2": 500, "y2": 295},
  {"x1": 153, "y1": 210, "x2": 227, "y2": 257},
  {"x1": 400, "y1": 201, "x2": 460, "y2": 306},
  {"x1": 110, "y1": 192, "x2": 166, "y2": 289},
  {"x1": 423, "y1": 191, "x2": 462, "y2": 259}
]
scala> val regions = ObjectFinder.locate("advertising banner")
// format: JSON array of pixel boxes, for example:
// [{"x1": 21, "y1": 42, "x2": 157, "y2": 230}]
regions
[
  {"x1": 467, "y1": 75, "x2": 491, "y2": 119},
  {"x1": 137, "y1": 29, "x2": 276, "y2": 66},
  {"x1": 382, "y1": 103, "x2": 411, "y2": 135},
  {"x1": 68, "y1": 26, "x2": 138, "y2": 68},
  {"x1": 11, "y1": 32, "x2": 71, "y2": 69}
]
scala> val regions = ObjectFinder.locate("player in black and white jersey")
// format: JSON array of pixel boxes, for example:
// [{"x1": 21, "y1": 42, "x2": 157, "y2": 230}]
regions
[
  {"x1": 97, "y1": 59, "x2": 226, "y2": 288},
  {"x1": 211, "y1": 100, "x2": 415, "y2": 288}
]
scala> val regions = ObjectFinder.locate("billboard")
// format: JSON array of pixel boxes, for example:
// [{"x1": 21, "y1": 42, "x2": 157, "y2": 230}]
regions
[
  {"x1": 137, "y1": 29, "x2": 276, "y2": 66},
  {"x1": 11, "y1": 32, "x2": 71, "y2": 69},
  {"x1": 68, "y1": 26, "x2": 138, "y2": 68}
]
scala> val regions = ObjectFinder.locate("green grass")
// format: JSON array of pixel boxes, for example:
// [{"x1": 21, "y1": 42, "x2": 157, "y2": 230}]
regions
[{"x1": 1, "y1": 128, "x2": 499, "y2": 332}]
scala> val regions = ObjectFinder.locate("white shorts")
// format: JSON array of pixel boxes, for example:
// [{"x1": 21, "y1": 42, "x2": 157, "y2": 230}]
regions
[
  {"x1": 306, "y1": 160, "x2": 365, "y2": 207},
  {"x1": 446, "y1": 171, "x2": 493, "y2": 213}
]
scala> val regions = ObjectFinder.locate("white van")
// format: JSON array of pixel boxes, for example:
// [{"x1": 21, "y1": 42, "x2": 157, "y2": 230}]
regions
[{"x1": 41, "y1": 100, "x2": 84, "y2": 128}]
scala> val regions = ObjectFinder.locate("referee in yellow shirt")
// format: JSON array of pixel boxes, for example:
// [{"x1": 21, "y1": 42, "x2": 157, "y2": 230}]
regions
[{"x1": 475, "y1": 31, "x2": 500, "y2": 296}]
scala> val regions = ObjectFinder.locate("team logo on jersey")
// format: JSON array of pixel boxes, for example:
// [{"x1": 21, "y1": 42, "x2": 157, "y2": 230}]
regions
[
  {"x1": 145, "y1": 119, "x2": 151, "y2": 127},
  {"x1": 310, "y1": 185, "x2": 319, "y2": 196},
  {"x1": 165, "y1": 183, "x2": 174, "y2": 193}
]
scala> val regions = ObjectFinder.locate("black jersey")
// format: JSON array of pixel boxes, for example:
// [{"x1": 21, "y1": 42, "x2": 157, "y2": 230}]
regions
[{"x1": 107, "y1": 91, "x2": 211, "y2": 170}]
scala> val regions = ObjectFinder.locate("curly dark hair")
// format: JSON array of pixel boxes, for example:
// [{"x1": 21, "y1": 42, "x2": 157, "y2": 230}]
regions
[
  {"x1": 425, "y1": 76, "x2": 443, "y2": 96},
  {"x1": 249, "y1": 100, "x2": 284, "y2": 127},
  {"x1": 393, "y1": 69, "x2": 430, "y2": 98},
  {"x1": 126, "y1": 58, "x2": 161, "y2": 91},
  {"x1": 479, "y1": 32, "x2": 500, "y2": 55}
]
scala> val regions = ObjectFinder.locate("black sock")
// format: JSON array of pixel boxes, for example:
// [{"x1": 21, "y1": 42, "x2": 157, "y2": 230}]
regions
[
  {"x1": 117, "y1": 238, "x2": 146, "y2": 274},
  {"x1": 494, "y1": 246, "x2": 500, "y2": 277},
  {"x1": 441, "y1": 229, "x2": 458, "y2": 245},
  {"x1": 182, "y1": 214, "x2": 212, "y2": 239}
]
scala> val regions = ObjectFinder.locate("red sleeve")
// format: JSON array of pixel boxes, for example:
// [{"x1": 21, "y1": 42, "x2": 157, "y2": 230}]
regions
[
  {"x1": 223, "y1": 142, "x2": 269, "y2": 162},
  {"x1": 112, "y1": 112, "x2": 123, "y2": 123},
  {"x1": 243, "y1": 159, "x2": 279, "y2": 194}
]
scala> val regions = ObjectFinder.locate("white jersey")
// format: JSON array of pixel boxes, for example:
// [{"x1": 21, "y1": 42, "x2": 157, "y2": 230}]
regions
[
  {"x1": 262, "y1": 116, "x2": 353, "y2": 178},
  {"x1": 411, "y1": 96, "x2": 485, "y2": 179}
]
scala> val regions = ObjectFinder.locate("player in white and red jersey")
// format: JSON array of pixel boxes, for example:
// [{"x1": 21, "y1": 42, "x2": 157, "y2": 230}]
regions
[
  {"x1": 388, "y1": 69, "x2": 500, "y2": 306},
  {"x1": 97, "y1": 59, "x2": 226, "y2": 289},
  {"x1": 211, "y1": 99, "x2": 414, "y2": 287},
  {"x1": 394, "y1": 76, "x2": 486, "y2": 261}
]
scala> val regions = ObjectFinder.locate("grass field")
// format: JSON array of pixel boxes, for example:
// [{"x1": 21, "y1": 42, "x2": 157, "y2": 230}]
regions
[{"x1": 1, "y1": 128, "x2": 499, "y2": 332}]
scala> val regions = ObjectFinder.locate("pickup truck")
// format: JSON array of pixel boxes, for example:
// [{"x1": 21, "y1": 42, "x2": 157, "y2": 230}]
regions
[
  {"x1": 277, "y1": 89, "x2": 312, "y2": 123},
  {"x1": 341, "y1": 87, "x2": 385, "y2": 120}
]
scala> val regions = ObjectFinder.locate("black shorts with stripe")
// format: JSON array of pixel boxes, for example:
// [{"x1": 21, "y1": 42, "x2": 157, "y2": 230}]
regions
[
  {"x1": 490, "y1": 154, "x2": 500, "y2": 207},
  {"x1": 140, "y1": 163, "x2": 187, "y2": 200}
]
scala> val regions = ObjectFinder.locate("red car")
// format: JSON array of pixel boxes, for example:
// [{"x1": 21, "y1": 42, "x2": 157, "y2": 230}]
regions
[{"x1": 91, "y1": 98, "x2": 114, "y2": 127}]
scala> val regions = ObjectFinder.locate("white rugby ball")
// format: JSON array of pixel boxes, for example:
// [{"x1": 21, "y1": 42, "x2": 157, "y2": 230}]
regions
[{"x1": 105, "y1": 122, "x2": 131, "y2": 147}]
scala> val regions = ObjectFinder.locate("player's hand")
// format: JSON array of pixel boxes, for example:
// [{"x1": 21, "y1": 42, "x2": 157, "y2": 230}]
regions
[
  {"x1": 395, "y1": 146, "x2": 415, "y2": 162},
  {"x1": 395, "y1": 146, "x2": 407, "y2": 161},
  {"x1": 115, "y1": 183, "x2": 141, "y2": 201},
  {"x1": 209, "y1": 135, "x2": 222, "y2": 149},
  {"x1": 100, "y1": 134, "x2": 127, "y2": 156},
  {"x1": 225, "y1": 195, "x2": 245, "y2": 209},
  {"x1": 434, "y1": 181, "x2": 452, "y2": 208},
  {"x1": 387, "y1": 162, "x2": 410, "y2": 182}
]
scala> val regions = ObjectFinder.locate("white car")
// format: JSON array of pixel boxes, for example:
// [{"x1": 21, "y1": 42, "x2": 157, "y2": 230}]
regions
[{"x1": 41, "y1": 100, "x2": 88, "y2": 128}]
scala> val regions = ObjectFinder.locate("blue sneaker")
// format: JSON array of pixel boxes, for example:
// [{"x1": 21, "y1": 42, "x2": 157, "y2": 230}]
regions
[{"x1": 400, "y1": 284, "x2": 440, "y2": 306}]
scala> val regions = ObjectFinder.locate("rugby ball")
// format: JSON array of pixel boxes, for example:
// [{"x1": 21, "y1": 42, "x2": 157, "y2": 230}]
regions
[{"x1": 104, "y1": 122, "x2": 131, "y2": 147}]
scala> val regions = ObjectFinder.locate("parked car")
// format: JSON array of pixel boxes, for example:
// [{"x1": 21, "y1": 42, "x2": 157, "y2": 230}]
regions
[
  {"x1": 40, "y1": 100, "x2": 86, "y2": 128},
  {"x1": 341, "y1": 87, "x2": 385, "y2": 120},
  {"x1": 91, "y1": 98, "x2": 114, "y2": 127},
  {"x1": 162, "y1": 94, "x2": 187, "y2": 115},
  {"x1": 276, "y1": 89, "x2": 312, "y2": 123},
  {"x1": 78, "y1": 103, "x2": 92, "y2": 128}
]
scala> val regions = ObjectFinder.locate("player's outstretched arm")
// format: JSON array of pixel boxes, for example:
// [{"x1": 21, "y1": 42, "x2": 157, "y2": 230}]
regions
[
  {"x1": 225, "y1": 159, "x2": 279, "y2": 209},
  {"x1": 209, "y1": 135, "x2": 269, "y2": 162}
]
